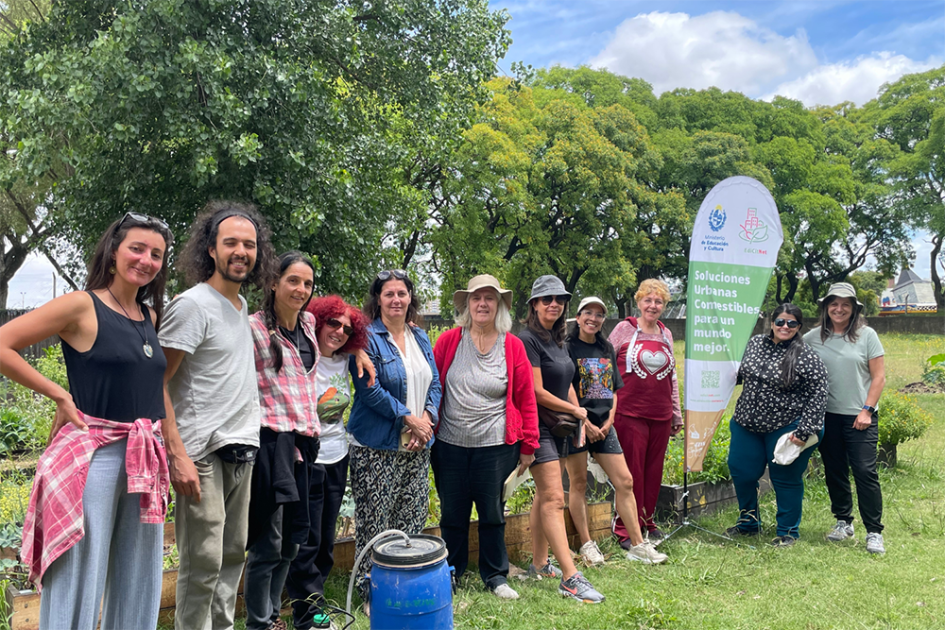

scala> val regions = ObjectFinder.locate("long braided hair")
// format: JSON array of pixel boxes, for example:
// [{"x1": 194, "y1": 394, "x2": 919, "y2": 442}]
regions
[{"x1": 262, "y1": 251, "x2": 316, "y2": 373}]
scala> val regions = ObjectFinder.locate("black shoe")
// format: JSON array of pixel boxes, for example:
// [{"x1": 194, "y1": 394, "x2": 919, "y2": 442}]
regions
[
  {"x1": 770, "y1": 535, "x2": 797, "y2": 548},
  {"x1": 725, "y1": 525, "x2": 760, "y2": 538},
  {"x1": 618, "y1": 537, "x2": 633, "y2": 550},
  {"x1": 647, "y1": 527, "x2": 666, "y2": 541}
]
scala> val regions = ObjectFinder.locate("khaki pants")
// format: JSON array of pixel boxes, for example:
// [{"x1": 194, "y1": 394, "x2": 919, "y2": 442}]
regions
[{"x1": 174, "y1": 452, "x2": 253, "y2": 630}]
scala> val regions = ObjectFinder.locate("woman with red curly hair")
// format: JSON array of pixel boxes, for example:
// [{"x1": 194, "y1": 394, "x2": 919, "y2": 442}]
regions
[{"x1": 284, "y1": 295, "x2": 368, "y2": 630}]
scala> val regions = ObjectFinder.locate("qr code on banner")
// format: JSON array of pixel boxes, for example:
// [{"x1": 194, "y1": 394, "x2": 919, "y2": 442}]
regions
[{"x1": 701, "y1": 370, "x2": 720, "y2": 389}]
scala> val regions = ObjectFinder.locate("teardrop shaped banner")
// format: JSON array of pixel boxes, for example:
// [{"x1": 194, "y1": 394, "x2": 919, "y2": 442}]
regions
[{"x1": 684, "y1": 176, "x2": 783, "y2": 472}]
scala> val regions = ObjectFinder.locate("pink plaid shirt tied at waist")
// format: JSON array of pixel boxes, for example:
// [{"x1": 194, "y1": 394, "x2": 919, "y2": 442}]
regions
[{"x1": 21, "y1": 413, "x2": 170, "y2": 589}]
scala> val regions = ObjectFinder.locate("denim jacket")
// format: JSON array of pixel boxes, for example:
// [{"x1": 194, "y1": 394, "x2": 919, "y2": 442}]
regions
[{"x1": 347, "y1": 319, "x2": 442, "y2": 451}]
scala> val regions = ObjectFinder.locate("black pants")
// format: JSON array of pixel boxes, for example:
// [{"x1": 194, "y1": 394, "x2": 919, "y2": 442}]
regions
[
  {"x1": 285, "y1": 455, "x2": 349, "y2": 630},
  {"x1": 431, "y1": 440, "x2": 519, "y2": 590},
  {"x1": 819, "y1": 412, "x2": 884, "y2": 534}
]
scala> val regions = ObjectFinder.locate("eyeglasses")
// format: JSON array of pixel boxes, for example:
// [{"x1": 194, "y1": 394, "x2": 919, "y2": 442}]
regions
[
  {"x1": 117, "y1": 212, "x2": 169, "y2": 232},
  {"x1": 376, "y1": 269, "x2": 408, "y2": 282},
  {"x1": 774, "y1": 318, "x2": 800, "y2": 329},
  {"x1": 580, "y1": 310, "x2": 605, "y2": 320},
  {"x1": 325, "y1": 318, "x2": 354, "y2": 336},
  {"x1": 539, "y1": 295, "x2": 569, "y2": 305}
]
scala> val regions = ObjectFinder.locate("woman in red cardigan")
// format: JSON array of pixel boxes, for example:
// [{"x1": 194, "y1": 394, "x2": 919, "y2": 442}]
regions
[
  {"x1": 432, "y1": 274, "x2": 539, "y2": 600},
  {"x1": 608, "y1": 279, "x2": 683, "y2": 545}
]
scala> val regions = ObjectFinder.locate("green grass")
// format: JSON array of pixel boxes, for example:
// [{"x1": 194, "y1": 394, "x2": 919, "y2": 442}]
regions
[{"x1": 161, "y1": 333, "x2": 945, "y2": 630}]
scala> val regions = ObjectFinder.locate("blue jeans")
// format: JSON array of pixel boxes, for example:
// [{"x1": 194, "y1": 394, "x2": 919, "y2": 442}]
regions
[{"x1": 727, "y1": 419, "x2": 823, "y2": 539}]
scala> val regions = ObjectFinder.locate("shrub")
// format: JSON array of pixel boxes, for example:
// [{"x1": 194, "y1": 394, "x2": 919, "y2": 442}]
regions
[
  {"x1": 878, "y1": 392, "x2": 933, "y2": 447},
  {"x1": 922, "y1": 353, "x2": 945, "y2": 387},
  {"x1": 0, "y1": 345, "x2": 67, "y2": 454},
  {"x1": 662, "y1": 418, "x2": 731, "y2": 485}
]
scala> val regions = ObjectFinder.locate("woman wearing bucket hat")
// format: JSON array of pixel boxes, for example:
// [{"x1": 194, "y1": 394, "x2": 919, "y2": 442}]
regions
[
  {"x1": 519, "y1": 275, "x2": 606, "y2": 604},
  {"x1": 803, "y1": 282, "x2": 887, "y2": 554},
  {"x1": 565, "y1": 297, "x2": 668, "y2": 565},
  {"x1": 607, "y1": 279, "x2": 682, "y2": 545},
  {"x1": 431, "y1": 274, "x2": 540, "y2": 600}
]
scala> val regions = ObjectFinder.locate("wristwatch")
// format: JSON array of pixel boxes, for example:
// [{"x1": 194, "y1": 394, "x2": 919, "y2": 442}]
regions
[{"x1": 862, "y1": 404, "x2": 877, "y2": 414}]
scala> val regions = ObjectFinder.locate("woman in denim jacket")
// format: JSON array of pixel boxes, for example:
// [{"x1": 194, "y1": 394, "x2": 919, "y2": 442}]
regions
[{"x1": 347, "y1": 269, "x2": 442, "y2": 615}]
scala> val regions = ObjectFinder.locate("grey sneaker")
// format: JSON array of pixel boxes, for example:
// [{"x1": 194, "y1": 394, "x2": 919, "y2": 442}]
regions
[
  {"x1": 558, "y1": 571, "x2": 605, "y2": 603},
  {"x1": 826, "y1": 520, "x2": 854, "y2": 542},
  {"x1": 866, "y1": 532, "x2": 886, "y2": 555},
  {"x1": 526, "y1": 561, "x2": 563, "y2": 580},
  {"x1": 492, "y1": 583, "x2": 520, "y2": 600},
  {"x1": 579, "y1": 540, "x2": 606, "y2": 566},
  {"x1": 626, "y1": 542, "x2": 668, "y2": 564}
]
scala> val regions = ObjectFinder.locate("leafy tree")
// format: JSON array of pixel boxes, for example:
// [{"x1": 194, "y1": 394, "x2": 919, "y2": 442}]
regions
[{"x1": 0, "y1": 0, "x2": 510, "y2": 299}]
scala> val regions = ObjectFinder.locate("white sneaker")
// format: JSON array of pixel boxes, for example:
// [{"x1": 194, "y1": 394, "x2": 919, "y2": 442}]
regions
[
  {"x1": 492, "y1": 583, "x2": 520, "y2": 600},
  {"x1": 626, "y1": 542, "x2": 668, "y2": 565},
  {"x1": 826, "y1": 520, "x2": 854, "y2": 542},
  {"x1": 866, "y1": 532, "x2": 886, "y2": 555},
  {"x1": 579, "y1": 540, "x2": 606, "y2": 566}
]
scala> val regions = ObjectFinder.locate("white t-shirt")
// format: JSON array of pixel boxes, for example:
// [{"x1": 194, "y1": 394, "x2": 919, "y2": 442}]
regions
[
  {"x1": 158, "y1": 283, "x2": 261, "y2": 462},
  {"x1": 397, "y1": 328, "x2": 433, "y2": 421},
  {"x1": 315, "y1": 353, "x2": 351, "y2": 465}
]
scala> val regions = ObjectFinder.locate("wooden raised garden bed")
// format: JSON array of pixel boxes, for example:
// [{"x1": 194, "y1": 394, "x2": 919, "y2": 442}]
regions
[
  {"x1": 656, "y1": 473, "x2": 772, "y2": 521},
  {"x1": 5, "y1": 502, "x2": 612, "y2": 630}
]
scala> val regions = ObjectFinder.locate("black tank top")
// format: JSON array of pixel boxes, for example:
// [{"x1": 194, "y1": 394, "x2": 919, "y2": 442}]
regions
[{"x1": 61, "y1": 292, "x2": 167, "y2": 422}]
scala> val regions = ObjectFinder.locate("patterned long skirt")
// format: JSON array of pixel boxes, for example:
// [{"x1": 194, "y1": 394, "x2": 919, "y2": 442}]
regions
[{"x1": 349, "y1": 445, "x2": 430, "y2": 601}]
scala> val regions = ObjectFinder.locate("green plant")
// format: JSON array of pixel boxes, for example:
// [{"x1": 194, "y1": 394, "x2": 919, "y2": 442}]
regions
[
  {"x1": 878, "y1": 392, "x2": 934, "y2": 447},
  {"x1": 662, "y1": 418, "x2": 732, "y2": 486},
  {"x1": 922, "y1": 353, "x2": 945, "y2": 387},
  {"x1": 0, "y1": 409, "x2": 32, "y2": 456},
  {"x1": 1, "y1": 345, "x2": 67, "y2": 454}
]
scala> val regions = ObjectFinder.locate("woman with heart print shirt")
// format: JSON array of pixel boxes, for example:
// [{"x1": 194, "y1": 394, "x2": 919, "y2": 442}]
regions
[{"x1": 607, "y1": 279, "x2": 682, "y2": 546}]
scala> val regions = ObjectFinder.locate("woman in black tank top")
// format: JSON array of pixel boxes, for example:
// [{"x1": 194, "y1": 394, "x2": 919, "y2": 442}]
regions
[{"x1": 0, "y1": 214, "x2": 174, "y2": 630}]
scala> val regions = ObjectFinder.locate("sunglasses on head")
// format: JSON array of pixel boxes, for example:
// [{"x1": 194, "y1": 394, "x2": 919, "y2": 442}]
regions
[
  {"x1": 539, "y1": 295, "x2": 569, "y2": 305},
  {"x1": 376, "y1": 269, "x2": 408, "y2": 282},
  {"x1": 325, "y1": 318, "x2": 354, "y2": 336},
  {"x1": 117, "y1": 212, "x2": 169, "y2": 232},
  {"x1": 774, "y1": 318, "x2": 800, "y2": 329}
]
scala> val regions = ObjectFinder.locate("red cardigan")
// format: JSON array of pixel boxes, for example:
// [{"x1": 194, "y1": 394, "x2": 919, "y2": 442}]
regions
[{"x1": 433, "y1": 328, "x2": 540, "y2": 455}]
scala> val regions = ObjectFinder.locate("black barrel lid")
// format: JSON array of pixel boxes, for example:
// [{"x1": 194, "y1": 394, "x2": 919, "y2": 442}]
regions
[{"x1": 372, "y1": 534, "x2": 447, "y2": 566}]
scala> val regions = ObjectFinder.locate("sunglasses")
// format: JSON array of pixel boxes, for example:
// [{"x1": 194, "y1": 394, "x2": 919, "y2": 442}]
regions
[
  {"x1": 539, "y1": 295, "x2": 569, "y2": 305},
  {"x1": 117, "y1": 212, "x2": 169, "y2": 232},
  {"x1": 325, "y1": 318, "x2": 354, "y2": 336},
  {"x1": 774, "y1": 318, "x2": 801, "y2": 329},
  {"x1": 376, "y1": 269, "x2": 408, "y2": 282}
]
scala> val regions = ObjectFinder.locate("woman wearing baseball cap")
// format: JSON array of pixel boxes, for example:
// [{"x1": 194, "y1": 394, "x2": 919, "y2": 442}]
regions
[
  {"x1": 431, "y1": 274, "x2": 540, "y2": 600},
  {"x1": 565, "y1": 297, "x2": 668, "y2": 565},
  {"x1": 803, "y1": 282, "x2": 887, "y2": 554}
]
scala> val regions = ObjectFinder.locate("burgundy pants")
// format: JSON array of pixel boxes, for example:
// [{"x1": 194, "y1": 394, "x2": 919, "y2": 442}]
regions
[{"x1": 612, "y1": 415, "x2": 672, "y2": 538}]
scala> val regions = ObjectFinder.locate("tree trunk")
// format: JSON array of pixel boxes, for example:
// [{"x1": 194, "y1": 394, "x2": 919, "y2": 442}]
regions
[{"x1": 780, "y1": 272, "x2": 799, "y2": 303}]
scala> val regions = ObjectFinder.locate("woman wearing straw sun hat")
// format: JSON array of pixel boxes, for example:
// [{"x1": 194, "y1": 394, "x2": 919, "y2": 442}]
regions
[
  {"x1": 432, "y1": 274, "x2": 539, "y2": 600},
  {"x1": 519, "y1": 275, "x2": 606, "y2": 604},
  {"x1": 803, "y1": 282, "x2": 887, "y2": 554}
]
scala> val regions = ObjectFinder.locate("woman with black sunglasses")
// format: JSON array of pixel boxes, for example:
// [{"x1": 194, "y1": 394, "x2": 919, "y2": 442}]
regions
[
  {"x1": 346, "y1": 269, "x2": 442, "y2": 616},
  {"x1": 725, "y1": 303, "x2": 829, "y2": 547},
  {"x1": 1, "y1": 213, "x2": 173, "y2": 629}
]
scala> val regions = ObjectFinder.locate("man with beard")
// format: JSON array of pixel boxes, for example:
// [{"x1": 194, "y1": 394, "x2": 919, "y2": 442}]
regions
[{"x1": 159, "y1": 201, "x2": 276, "y2": 630}]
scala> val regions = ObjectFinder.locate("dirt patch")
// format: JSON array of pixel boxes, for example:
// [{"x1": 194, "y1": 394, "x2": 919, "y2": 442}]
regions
[{"x1": 900, "y1": 382, "x2": 945, "y2": 394}]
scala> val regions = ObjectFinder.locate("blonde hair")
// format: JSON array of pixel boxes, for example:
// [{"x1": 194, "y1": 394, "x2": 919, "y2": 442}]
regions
[
  {"x1": 634, "y1": 279, "x2": 670, "y2": 304},
  {"x1": 455, "y1": 291, "x2": 513, "y2": 334}
]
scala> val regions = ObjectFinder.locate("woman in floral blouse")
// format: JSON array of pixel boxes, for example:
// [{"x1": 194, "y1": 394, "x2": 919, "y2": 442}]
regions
[{"x1": 726, "y1": 303, "x2": 829, "y2": 547}]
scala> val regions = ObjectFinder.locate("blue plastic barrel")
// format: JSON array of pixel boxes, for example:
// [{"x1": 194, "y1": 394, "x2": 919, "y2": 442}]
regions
[{"x1": 369, "y1": 534, "x2": 453, "y2": 630}]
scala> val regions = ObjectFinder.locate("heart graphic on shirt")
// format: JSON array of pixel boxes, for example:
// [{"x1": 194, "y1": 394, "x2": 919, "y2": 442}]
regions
[{"x1": 639, "y1": 350, "x2": 669, "y2": 374}]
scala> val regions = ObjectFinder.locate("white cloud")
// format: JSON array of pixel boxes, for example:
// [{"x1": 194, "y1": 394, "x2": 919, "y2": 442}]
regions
[
  {"x1": 587, "y1": 10, "x2": 941, "y2": 108},
  {"x1": 589, "y1": 11, "x2": 819, "y2": 97},
  {"x1": 763, "y1": 52, "x2": 941, "y2": 107}
]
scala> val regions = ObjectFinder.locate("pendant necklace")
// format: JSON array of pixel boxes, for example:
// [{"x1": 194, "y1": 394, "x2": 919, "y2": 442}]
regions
[{"x1": 106, "y1": 286, "x2": 153, "y2": 358}]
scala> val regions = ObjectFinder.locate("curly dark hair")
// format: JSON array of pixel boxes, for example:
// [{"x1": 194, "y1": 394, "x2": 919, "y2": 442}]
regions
[
  {"x1": 362, "y1": 271, "x2": 424, "y2": 326},
  {"x1": 86, "y1": 214, "x2": 174, "y2": 331},
  {"x1": 262, "y1": 251, "x2": 316, "y2": 373},
  {"x1": 178, "y1": 200, "x2": 275, "y2": 290},
  {"x1": 307, "y1": 295, "x2": 369, "y2": 355}
]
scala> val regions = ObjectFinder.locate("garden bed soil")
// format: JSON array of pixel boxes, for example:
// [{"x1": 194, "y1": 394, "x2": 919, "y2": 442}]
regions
[
  {"x1": 5, "y1": 503, "x2": 613, "y2": 630},
  {"x1": 899, "y1": 381, "x2": 945, "y2": 395}
]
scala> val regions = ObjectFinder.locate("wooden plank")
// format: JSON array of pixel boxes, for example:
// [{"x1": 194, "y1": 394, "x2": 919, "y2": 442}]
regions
[
  {"x1": 9, "y1": 587, "x2": 40, "y2": 630},
  {"x1": 163, "y1": 521, "x2": 175, "y2": 546}
]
